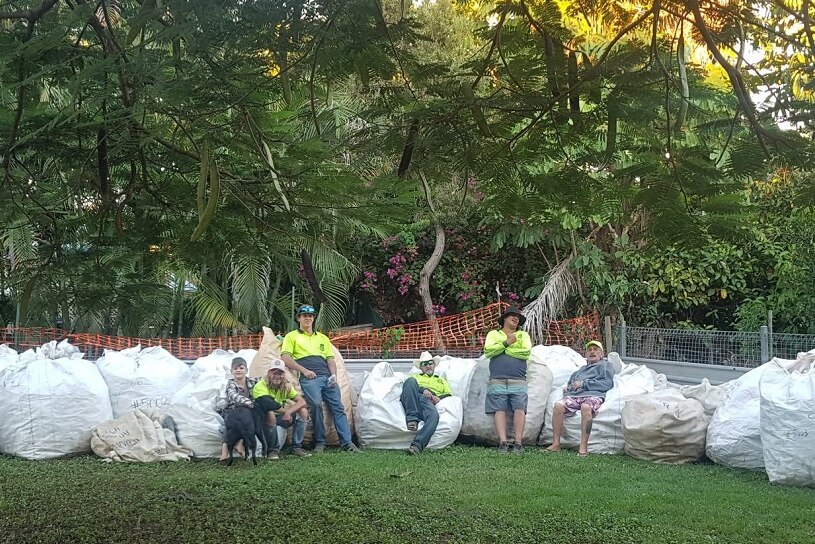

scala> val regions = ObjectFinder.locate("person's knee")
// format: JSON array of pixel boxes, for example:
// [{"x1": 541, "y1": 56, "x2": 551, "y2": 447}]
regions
[
  {"x1": 554, "y1": 402, "x2": 566, "y2": 414},
  {"x1": 580, "y1": 403, "x2": 593, "y2": 417}
]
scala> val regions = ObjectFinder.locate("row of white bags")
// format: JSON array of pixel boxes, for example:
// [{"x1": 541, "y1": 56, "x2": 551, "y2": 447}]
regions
[
  {"x1": 353, "y1": 345, "x2": 722, "y2": 466},
  {"x1": 706, "y1": 353, "x2": 815, "y2": 486}
]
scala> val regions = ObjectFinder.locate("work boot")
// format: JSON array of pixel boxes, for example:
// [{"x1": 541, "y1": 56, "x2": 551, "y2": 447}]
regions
[{"x1": 498, "y1": 442, "x2": 510, "y2": 454}]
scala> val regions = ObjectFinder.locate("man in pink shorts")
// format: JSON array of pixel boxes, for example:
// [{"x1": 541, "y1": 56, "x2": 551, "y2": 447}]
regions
[{"x1": 546, "y1": 340, "x2": 615, "y2": 456}]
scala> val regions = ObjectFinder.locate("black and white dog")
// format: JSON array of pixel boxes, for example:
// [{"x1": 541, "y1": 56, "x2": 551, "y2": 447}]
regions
[{"x1": 224, "y1": 397, "x2": 280, "y2": 466}]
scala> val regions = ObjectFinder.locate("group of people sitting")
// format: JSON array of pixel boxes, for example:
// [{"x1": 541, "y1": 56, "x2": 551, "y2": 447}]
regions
[{"x1": 218, "y1": 304, "x2": 615, "y2": 461}]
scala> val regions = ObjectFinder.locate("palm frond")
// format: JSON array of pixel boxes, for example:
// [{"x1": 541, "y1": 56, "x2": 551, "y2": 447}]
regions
[{"x1": 523, "y1": 257, "x2": 575, "y2": 344}]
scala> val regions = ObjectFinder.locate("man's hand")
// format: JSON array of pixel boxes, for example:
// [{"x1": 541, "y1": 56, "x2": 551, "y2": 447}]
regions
[
  {"x1": 505, "y1": 332, "x2": 517, "y2": 345},
  {"x1": 572, "y1": 380, "x2": 583, "y2": 390},
  {"x1": 281, "y1": 411, "x2": 292, "y2": 423},
  {"x1": 301, "y1": 369, "x2": 316, "y2": 379},
  {"x1": 422, "y1": 389, "x2": 433, "y2": 399},
  {"x1": 430, "y1": 395, "x2": 441, "y2": 405}
]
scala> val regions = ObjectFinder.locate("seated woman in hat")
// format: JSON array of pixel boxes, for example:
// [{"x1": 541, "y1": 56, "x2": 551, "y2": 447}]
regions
[
  {"x1": 399, "y1": 351, "x2": 453, "y2": 455},
  {"x1": 483, "y1": 305, "x2": 532, "y2": 454}
]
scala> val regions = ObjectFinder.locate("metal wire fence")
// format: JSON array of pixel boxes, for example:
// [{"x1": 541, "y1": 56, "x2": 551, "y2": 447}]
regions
[{"x1": 621, "y1": 324, "x2": 815, "y2": 368}]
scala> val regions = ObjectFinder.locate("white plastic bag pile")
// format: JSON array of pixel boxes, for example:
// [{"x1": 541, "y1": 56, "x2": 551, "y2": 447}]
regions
[
  {"x1": 354, "y1": 360, "x2": 468, "y2": 450},
  {"x1": 758, "y1": 355, "x2": 815, "y2": 486},
  {"x1": 461, "y1": 353, "x2": 554, "y2": 446},
  {"x1": 621, "y1": 389, "x2": 708, "y2": 464},
  {"x1": 539, "y1": 358, "x2": 666, "y2": 454},
  {"x1": 166, "y1": 349, "x2": 256, "y2": 458},
  {"x1": 0, "y1": 340, "x2": 113, "y2": 460},
  {"x1": 96, "y1": 345, "x2": 191, "y2": 418},
  {"x1": 706, "y1": 362, "x2": 772, "y2": 470}
]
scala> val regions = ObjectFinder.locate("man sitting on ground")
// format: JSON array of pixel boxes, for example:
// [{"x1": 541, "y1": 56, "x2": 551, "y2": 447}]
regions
[
  {"x1": 252, "y1": 359, "x2": 311, "y2": 460},
  {"x1": 400, "y1": 351, "x2": 453, "y2": 455},
  {"x1": 547, "y1": 340, "x2": 615, "y2": 456}
]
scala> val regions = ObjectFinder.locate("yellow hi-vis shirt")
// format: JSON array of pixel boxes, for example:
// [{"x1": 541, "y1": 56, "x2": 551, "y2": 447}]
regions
[
  {"x1": 252, "y1": 380, "x2": 299, "y2": 406},
  {"x1": 281, "y1": 329, "x2": 335, "y2": 361},
  {"x1": 413, "y1": 373, "x2": 452, "y2": 397}
]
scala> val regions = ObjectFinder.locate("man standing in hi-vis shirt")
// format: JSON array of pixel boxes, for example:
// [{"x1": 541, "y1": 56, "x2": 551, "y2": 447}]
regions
[{"x1": 281, "y1": 304, "x2": 361, "y2": 453}]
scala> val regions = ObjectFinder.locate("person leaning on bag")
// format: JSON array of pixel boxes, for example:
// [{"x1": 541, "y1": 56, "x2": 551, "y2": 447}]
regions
[
  {"x1": 280, "y1": 304, "x2": 361, "y2": 453},
  {"x1": 400, "y1": 351, "x2": 453, "y2": 456}
]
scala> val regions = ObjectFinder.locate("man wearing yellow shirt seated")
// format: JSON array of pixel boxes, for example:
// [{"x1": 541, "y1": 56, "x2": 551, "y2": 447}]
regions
[
  {"x1": 400, "y1": 351, "x2": 453, "y2": 455},
  {"x1": 483, "y1": 305, "x2": 532, "y2": 454},
  {"x1": 252, "y1": 359, "x2": 311, "y2": 460}
]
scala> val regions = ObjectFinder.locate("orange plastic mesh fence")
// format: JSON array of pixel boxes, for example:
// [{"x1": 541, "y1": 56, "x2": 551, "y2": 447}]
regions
[{"x1": 0, "y1": 304, "x2": 600, "y2": 360}]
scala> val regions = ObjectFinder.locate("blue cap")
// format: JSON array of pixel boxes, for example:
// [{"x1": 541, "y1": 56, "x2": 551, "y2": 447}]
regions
[{"x1": 297, "y1": 304, "x2": 317, "y2": 315}]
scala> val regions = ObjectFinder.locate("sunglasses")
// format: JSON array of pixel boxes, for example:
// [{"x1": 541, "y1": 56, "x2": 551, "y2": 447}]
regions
[{"x1": 419, "y1": 361, "x2": 434, "y2": 367}]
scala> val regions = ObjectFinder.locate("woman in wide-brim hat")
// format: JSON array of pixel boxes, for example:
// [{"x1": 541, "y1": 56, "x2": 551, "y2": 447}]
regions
[
  {"x1": 483, "y1": 304, "x2": 532, "y2": 454},
  {"x1": 497, "y1": 305, "x2": 526, "y2": 328}
]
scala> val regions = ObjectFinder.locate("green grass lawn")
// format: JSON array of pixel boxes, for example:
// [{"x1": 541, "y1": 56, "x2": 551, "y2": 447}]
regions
[{"x1": 0, "y1": 446, "x2": 813, "y2": 544}]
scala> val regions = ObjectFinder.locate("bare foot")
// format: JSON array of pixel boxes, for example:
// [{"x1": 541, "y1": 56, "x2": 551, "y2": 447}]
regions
[
  {"x1": 546, "y1": 445, "x2": 560, "y2": 452},
  {"x1": 235, "y1": 440, "x2": 245, "y2": 456},
  {"x1": 578, "y1": 450, "x2": 589, "y2": 457}
]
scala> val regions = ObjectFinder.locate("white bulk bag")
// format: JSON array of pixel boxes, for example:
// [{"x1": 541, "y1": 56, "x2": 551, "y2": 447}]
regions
[
  {"x1": 759, "y1": 356, "x2": 815, "y2": 486},
  {"x1": 622, "y1": 389, "x2": 708, "y2": 464},
  {"x1": 679, "y1": 379, "x2": 732, "y2": 418},
  {"x1": 461, "y1": 353, "x2": 554, "y2": 445},
  {"x1": 0, "y1": 340, "x2": 113, "y2": 459},
  {"x1": 167, "y1": 365, "x2": 227, "y2": 459},
  {"x1": 539, "y1": 362, "x2": 661, "y2": 454},
  {"x1": 91, "y1": 407, "x2": 192, "y2": 462},
  {"x1": 706, "y1": 361, "x2": 773, "y2": 470},
  {"x1": 0, "y1": 344, "x2": 18, "y2": 371},
  {"x1": 354, "y1": 362, "x2": 462, "y2": 450},
  {"x1": 96, "y1": 345, "x2": 191, "y2": 418},
  {"x1": 194, "y1": 348, "x2": 257, "y2": 382},
  {"x1": 530, "y1": 344, "x2": 586, "y2": 388}
]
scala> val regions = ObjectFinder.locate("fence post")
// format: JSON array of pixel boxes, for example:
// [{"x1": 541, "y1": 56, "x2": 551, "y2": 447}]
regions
[
  {"x1": 619, "y1": 319, "x2": 627, "y2": 358},
  {"x1": 768, "y1": 310, "x2": 773, "y2": 359},
  {"x1": 604, "y1": 316, "x2": 613, "y2": 352},
  {"x1": 760, "y1": 325, "x2": 769, "y2": 364}
]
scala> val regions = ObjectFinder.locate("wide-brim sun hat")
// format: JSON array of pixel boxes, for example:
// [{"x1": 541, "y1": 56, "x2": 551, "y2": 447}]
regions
[
  {"x1": 498, "y1": 305, "x2": 526, "y2": 328},
  {"x1": 413, "y1": 351, "x2": 440, "y2": 368}
]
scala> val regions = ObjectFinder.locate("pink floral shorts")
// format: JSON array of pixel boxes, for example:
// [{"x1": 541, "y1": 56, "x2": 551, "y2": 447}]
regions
[{"x1": 561, "y1": 396, "x2": 605, "y2": 416}]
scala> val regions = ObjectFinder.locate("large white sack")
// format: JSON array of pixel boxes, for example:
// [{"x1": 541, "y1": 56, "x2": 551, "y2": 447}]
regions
[
  {"x1": 354, "y1": 362, "x2": 463, "y2": 450},
  {"x1": 759, "y1": 356, "x2": 815, "y2": 486},
  {"x1": 0, "y1": 344, "x2": 18, "y2": 370},
  {"x1": 96, "y1": 345, "x2": 191, "y2": 418},
  {"x1": 706, "y1": 361, "x2": 774, "y2": 470},
  {"x1": 529, "y1": 344, "x2": 586, "y2": 388},
  {"x1": 622, "y1": 389, "x2": 708, "y2": 464},
  {"x1": 679, "y1": 379, "x2": 732, "y2": 417},
  {"x1": 539, "y1": 362, "x2": 661, "y2": 454},
  {"x1": 461, "y1": 353, "x2": 554, "y2": 445},
  {"x1": 166, "y1": 363, "x2": 227, "y2": 458},
  {"x1": 91, "y1": 407, "x2": 192, "y2": 462},
  {"x1": 0, "y1": 340, "x2": 113, "y2": 460},
  {"x1": 194, "y1": 348, "x2": 257, "y2": 382}
]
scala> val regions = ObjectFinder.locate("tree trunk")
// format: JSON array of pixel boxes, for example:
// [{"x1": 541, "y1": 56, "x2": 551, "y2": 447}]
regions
[{"x1": 418, "y1": 172, "x2": 446, "y2": 352}]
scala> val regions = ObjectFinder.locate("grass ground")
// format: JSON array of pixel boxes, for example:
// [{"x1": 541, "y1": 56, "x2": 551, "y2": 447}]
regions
[{"x1": 0, "y1": 445, "x2": 813, "y2": 544}]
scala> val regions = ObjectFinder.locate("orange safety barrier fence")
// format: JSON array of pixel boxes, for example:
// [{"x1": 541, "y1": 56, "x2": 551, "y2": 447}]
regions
[{"x1": 0, "y1": 304, "x2": 600, "y2": 360}]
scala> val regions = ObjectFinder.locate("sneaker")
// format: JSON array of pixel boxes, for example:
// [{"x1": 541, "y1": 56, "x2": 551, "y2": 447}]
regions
[
  {"x1": 291, "y1": 447, "x2": 312, "y2": 458},
  {"x1": 512, "y1": 443, "x2": 525, "y2": 454},
  {"x1": 341, "y1": 443, "x2": 362, "y2": 453},
  {"x1": 498, "y1": 442, "x2": 510, "y2": 454},
  {"x1": 406, "y1": 421, "x2": 418, "y2": 432},
  {"x1": 313, "y1": 443, "x2": 325, "y2": 454},
  {"x1": 407, "y1": 445, "x2": 421, "y2": 456},
  {"x1": 266, "y1": 450, "x2": 280, "y2": 460}
]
